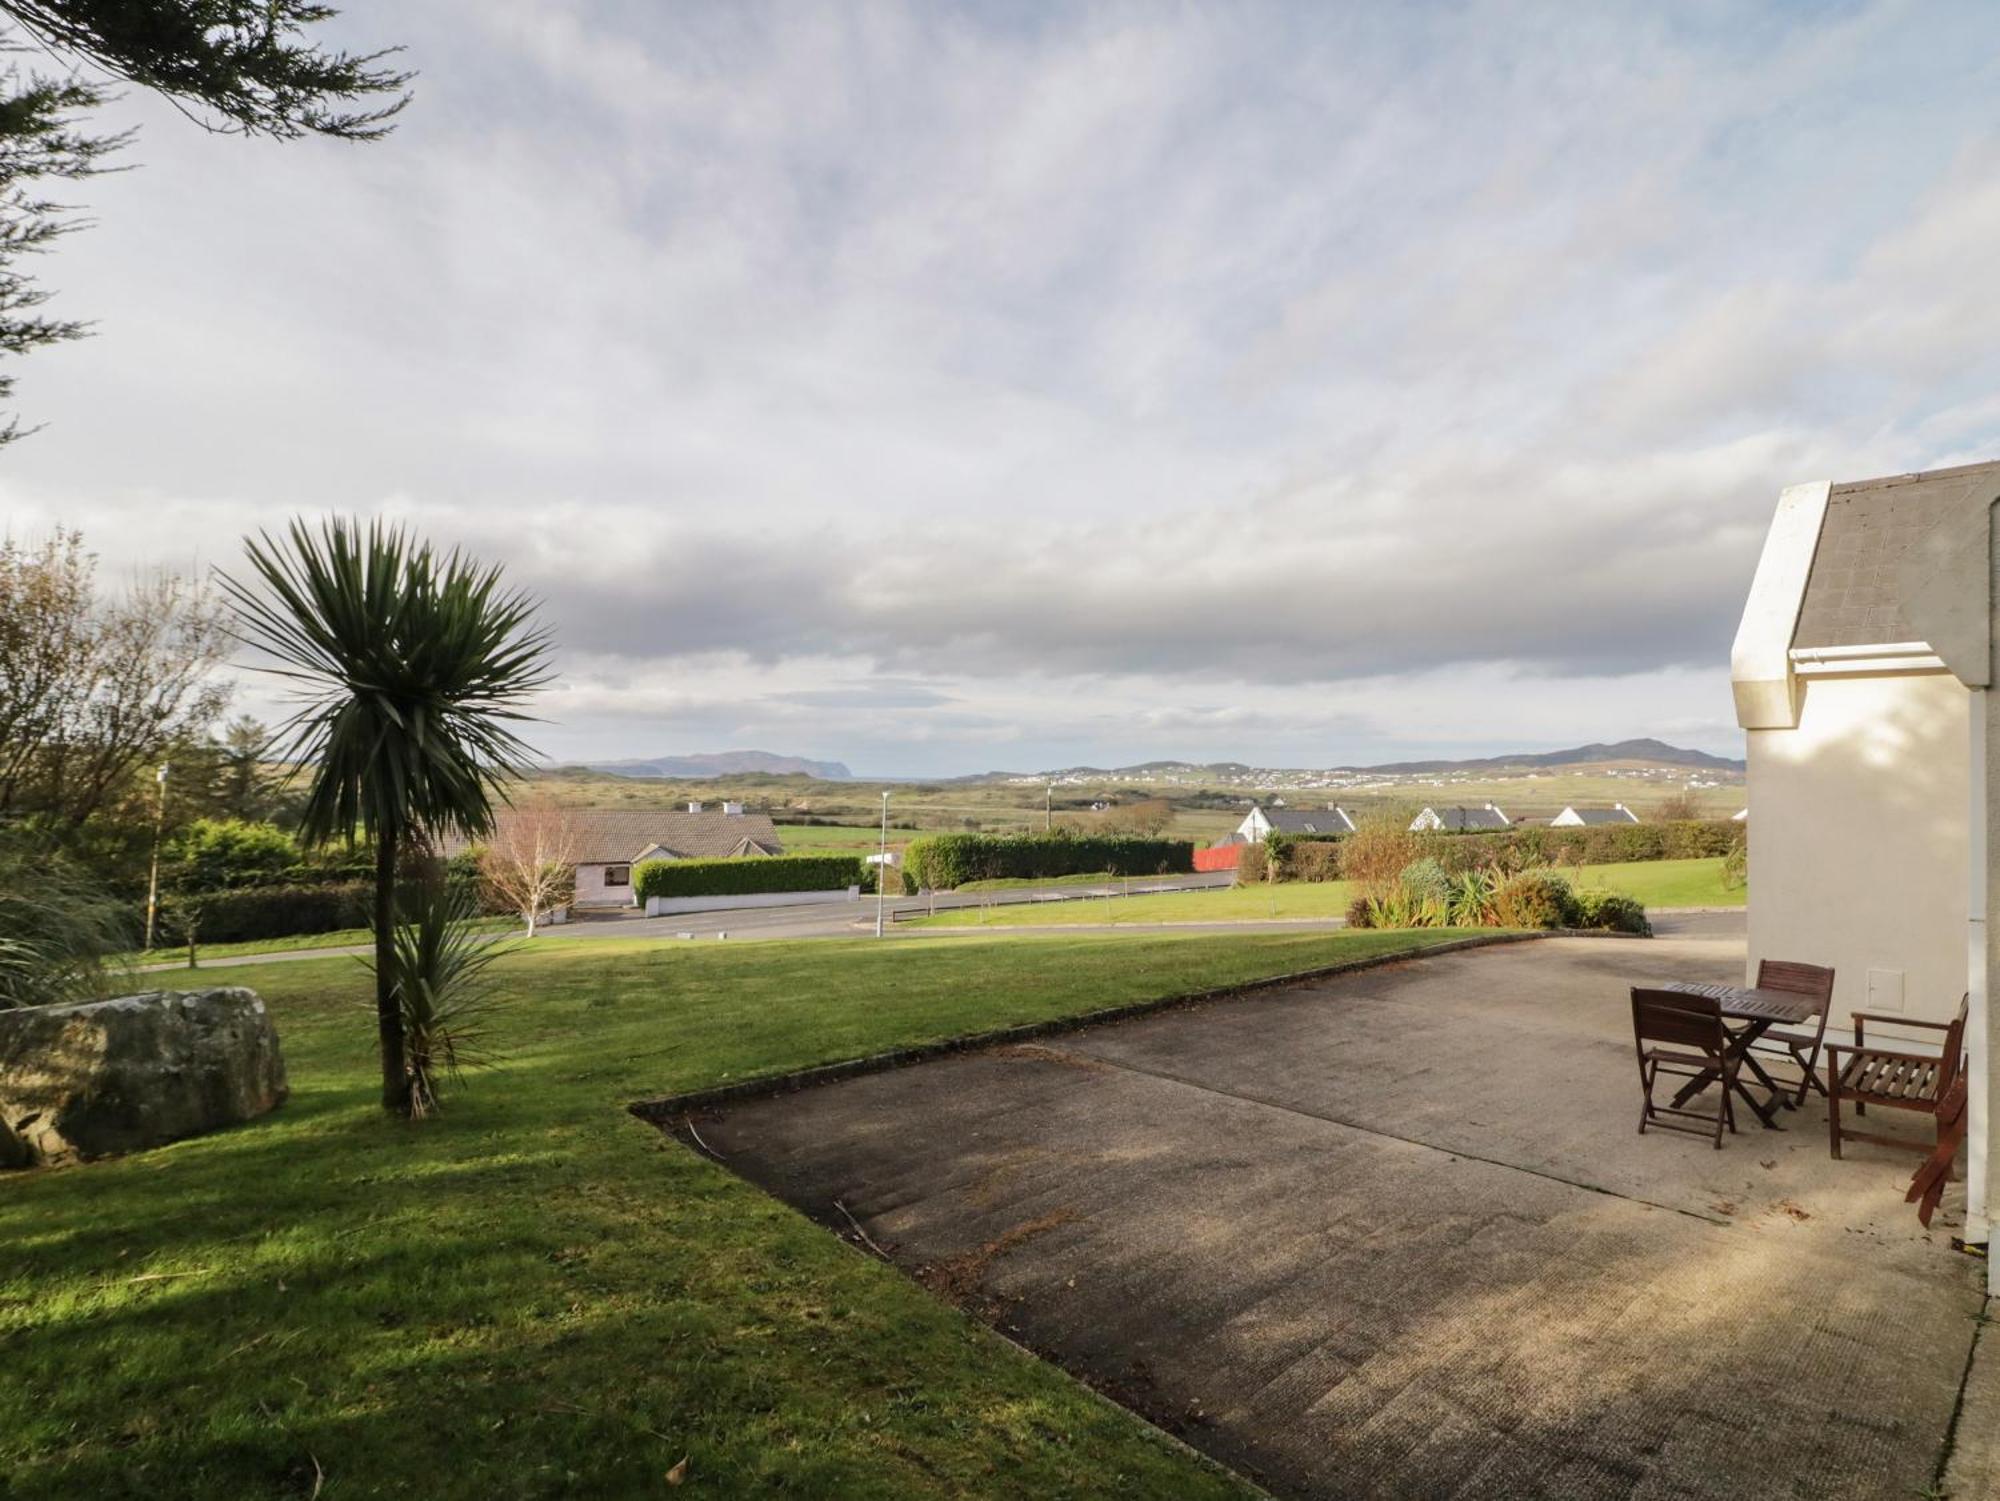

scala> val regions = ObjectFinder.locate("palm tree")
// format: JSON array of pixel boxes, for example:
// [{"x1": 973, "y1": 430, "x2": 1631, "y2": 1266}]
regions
[{"x1": 221, "y1": 519, "x2": 551, "y2": 1114}]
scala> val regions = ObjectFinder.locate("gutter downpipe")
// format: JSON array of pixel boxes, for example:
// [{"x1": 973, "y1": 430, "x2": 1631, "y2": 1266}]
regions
[{"x1": 1969, "y1": 685, "x2": 1989, "y2": 1271}]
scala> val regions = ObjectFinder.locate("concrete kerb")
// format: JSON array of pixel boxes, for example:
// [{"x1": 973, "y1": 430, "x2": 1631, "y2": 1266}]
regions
[{"x1": 628, "y1": 931, "x2": 1554, "y2": 1127}]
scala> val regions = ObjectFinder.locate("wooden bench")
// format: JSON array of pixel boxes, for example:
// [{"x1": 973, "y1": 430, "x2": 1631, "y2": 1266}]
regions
[{"x1": 1824, "y1": 994, "x2": 1967, "y2": 1159}]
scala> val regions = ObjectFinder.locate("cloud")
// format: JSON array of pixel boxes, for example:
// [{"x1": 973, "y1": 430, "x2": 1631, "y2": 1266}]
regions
[{"x1": 4, "y1": 1, "x2": 2000, "y2": 773}]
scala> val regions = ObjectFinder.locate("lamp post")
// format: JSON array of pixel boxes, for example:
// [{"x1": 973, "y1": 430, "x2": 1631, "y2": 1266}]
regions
[
  {"x1": 875, "y1": 789, "x2": 890, "y2": 938},
  {"x1": 143, "y1": 761, "x2": 170, "y2": 951}
]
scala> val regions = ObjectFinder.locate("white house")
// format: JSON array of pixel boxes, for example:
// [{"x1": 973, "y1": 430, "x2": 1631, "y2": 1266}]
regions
[
  {"x1": 1233, "y1": 804, "x2": 1358, "y2": 843},
  {"x1": 1549, "y1": 803, "x2": 1639, "y2": 827},
  {"x1": 1409, "y1": 803, "x2": 1510, "y2": 832},
  {"x1": 1732, "y1": 458, "x2": 1997, "y2": 1281}
]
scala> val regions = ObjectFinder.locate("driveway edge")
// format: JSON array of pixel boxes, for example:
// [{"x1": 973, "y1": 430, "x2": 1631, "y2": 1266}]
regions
[{"x1": 629, "y1": 930, "x2": 1546, "y2": 1124}]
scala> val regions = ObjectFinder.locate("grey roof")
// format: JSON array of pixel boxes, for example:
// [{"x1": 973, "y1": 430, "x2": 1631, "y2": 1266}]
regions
[
  {"x1": 1793, "y1": 459, "x2": 2000, "y2": 650},
  {"x1": 1560, "y1": 807, "x2": 1639, "y2": 826},
  {"x1": 1421, "y1": 806, "x2": 1510, "y2": 831},
  {"x1": 1263, "y1": 808, "x2": 1355, "y2": 836},
  {"x1": 442, "y1": 809, "x2": 784, "y2": 864}
]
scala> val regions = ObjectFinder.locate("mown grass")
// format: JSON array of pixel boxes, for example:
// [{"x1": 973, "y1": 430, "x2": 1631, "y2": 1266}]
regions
[
  {"x1": 774, "y1": 823, "x2": 922, "y2": 855},
  {"x1": 0, "y1": 928, "x2": 1474, "y2": 1498},
  {"x1": 115, "y1": 917, "x2": 520, "y2": 969},
  {"x1": 916, "y1": 857, "x2": 1741, "y2": 928}
]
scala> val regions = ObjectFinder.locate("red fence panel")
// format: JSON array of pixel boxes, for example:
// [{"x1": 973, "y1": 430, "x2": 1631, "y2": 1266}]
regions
[{"x1": 1192, "y1": 844, "x2": 1241, "y2": 872}]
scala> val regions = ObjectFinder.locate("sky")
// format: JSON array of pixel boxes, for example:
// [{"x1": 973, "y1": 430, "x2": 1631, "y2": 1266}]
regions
[{"x1": 4, "y1": 0, "x2": 2000, "y2": 777}]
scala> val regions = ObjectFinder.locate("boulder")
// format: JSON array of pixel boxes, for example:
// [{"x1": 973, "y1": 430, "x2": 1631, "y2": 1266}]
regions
[{"x1": 0, "y1": 988, "x2": 287, "y2": 1168}]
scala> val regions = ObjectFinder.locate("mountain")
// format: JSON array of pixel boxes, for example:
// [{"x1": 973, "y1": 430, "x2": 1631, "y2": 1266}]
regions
[
  {"x1": 579, "y1": 751, "x2": 854, "y2": 780},
  {"x1": 1017, "y1": 739, "x2": 1743, "y2": 781},
  {"x1": 1354, "y1": 739, "x2": 1744, "y2": 775}
]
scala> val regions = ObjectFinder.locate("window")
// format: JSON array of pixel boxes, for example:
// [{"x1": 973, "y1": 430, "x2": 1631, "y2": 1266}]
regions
[{"x1": 604, "y1": 864, "x2": 630, "y2": 887}]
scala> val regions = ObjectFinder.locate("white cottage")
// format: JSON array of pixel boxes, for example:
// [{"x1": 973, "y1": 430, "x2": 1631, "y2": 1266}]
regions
[
  {"x1": 1233, "y1": 804, "x2": 1358, "y2": 843},
  {"x1": 1550, "y1": 804, "x2": 1639, "y2": 827},
  {"x1": 1732, "y1": 458, "x2": 1997, "y2": 1278}
]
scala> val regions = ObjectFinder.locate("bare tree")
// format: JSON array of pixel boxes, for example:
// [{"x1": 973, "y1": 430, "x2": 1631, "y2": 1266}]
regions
[
  {"x1": 479, "y1": 800, "x2": 580, "y2": 939},
  {"x1": 0, "y1": 530, "x2": 231, "y2": 826}
]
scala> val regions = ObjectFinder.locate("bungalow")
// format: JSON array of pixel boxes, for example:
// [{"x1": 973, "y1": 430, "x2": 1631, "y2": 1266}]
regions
[
  {"x1": 1550, "y1": 803, "x2": 1639, "y2": 827},
  {"x1": 1732, "y1": 457, "x2": 1997, "y2": 1280},
  {"x1": 452, "y1": 806, "x2": 784, "y2": 908},
  {"x1": 1232, "y1": 804, "x2": 1359, "y2": 843},
  {"x1": 1409, "y1": 803, "x2": 1511, "y2": 832}
]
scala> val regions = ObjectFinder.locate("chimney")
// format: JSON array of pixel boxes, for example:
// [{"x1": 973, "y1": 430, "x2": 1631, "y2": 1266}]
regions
[
  {"x1": 687, "y1": 801, "x2": 703, "y2": 814},
  {"x1": 722, "y1": 801, "x2": 744, "y2": 817}
]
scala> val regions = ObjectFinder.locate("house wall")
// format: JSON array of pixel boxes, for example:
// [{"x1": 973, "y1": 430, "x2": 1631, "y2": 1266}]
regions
[
  {"x1": 573, "y1": 861, "x2": 637, "y2": 907},
  {"x1": 1747, "y1": 669, "x2": 1969, "y2": 1025}
]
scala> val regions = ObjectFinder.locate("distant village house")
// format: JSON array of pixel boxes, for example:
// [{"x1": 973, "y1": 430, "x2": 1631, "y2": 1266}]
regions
[
  {"x1": 1230, "y1": 804, "x2": 1359, "y2": 844},
  {"x1": 1409, "y1": 804, "x2": 1511, "y2": 832},
  {"x1": 1549, "y1": 804, "x2": 1639, "y2": 827}
]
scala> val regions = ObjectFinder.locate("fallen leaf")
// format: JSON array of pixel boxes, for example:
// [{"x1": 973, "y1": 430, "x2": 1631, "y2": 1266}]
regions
[{"x1": 666, "y1": 1457, "x2": 689, "y2": 1486}]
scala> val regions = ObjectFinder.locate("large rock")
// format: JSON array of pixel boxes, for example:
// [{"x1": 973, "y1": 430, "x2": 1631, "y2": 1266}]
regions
[{"x1": 0, "y1": 988, "x2": 287, "y2": 1168}]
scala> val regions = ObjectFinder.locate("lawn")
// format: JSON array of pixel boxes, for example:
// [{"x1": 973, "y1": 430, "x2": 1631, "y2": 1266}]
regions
[
  {"x1": 774, "y1": 823, "x2": 922, "y2": 855},
  {"x1": 115, "y1": 917, "x2": 520, "y2": 969},
  {"x1": 915, "y1": 857, "x2": 1742, "y2": 928},
  {"x1": 0, "y1": 927, "x2": 1477, "y2": 1499}
]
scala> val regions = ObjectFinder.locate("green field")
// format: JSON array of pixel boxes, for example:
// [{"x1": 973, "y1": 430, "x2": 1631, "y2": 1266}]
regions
[
  {"x1": 116, "y1": 917, "x2": 521, "y2": 969},
  {"x1": 774, "y1": 822, "x2": 922, "y2": 855},
  {"x1": 915, "y1": 857, "x2": 1741, "y2": 928},
  {"x1": 536, "y1": 766, "x2": 1741, "y2": 844},
  {"x1": 0, "y1": 927, "x2": 1479, "y2": 1498}
]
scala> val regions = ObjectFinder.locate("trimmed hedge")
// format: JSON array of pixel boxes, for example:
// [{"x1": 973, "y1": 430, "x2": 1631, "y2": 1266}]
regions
[
  {"x1": 160, "y1": 881, "x2": 374, "y2": 944},
  {"x1": 902, "y1": 833, "x2": 1194, "y2": 891},
  {"x1": 633, "y1": 855, "x2": 864, "y2": 901},
  {"x1": 1246, "y1": 820, "x2": 1743, "y2": 883}
]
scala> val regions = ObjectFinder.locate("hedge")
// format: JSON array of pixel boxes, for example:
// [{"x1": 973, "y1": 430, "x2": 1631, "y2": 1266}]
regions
[
  {"x1": 1246, "y1": 820, "x2": 1743, "y2": 883},
  {"x1": 159, "y1": 881, "x2": 374, "y2": 944},
  {"x1": 901, "y1": 833, "x2": 1194, "y2": 891},
  {"x1": 633, "y1": 855, "x2": 864, "y2": 901}
]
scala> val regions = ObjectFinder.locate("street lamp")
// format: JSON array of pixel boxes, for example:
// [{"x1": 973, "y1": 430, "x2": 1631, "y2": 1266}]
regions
[
  {"x1": 875, "y1": 789, "x2": 890, "y2": 938},
  {"x1": 143, "y1": 761, "x2": 170, "y2": 951}
]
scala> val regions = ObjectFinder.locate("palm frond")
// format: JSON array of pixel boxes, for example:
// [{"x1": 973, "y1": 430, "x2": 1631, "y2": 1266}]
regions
[{"x1": 217, "y1": 517, "x2": 554, "y2": 851}]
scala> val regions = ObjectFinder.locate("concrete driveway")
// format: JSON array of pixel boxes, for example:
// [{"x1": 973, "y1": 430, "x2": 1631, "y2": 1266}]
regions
[{"x1": 695, "y1": 921, "x2": 1990, "y2": 1499}]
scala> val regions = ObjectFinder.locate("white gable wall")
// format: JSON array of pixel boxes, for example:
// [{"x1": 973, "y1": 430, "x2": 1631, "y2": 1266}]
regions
[{"x1": 1746, "y1": 668, "x2": 1968, "y2": 1026}]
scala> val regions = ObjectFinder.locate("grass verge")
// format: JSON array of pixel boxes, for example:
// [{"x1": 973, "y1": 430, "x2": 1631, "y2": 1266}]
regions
[
  {"x1": 0, "y1": 928, "x2": 1472, "y2": 1498},
  {"x1": 115, "y1": 916, "x2": 519, "y2": 968}
]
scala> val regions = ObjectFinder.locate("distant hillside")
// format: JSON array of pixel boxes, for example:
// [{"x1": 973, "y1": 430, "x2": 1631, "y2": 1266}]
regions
[
  {"x1": 576, "y1": 751, "x2": 854, "y2": 780},
  {"x1": 1019, "y1": 738, "x2": 1742, "y2": 782},
  {"x1": 1356, "y1": 739, "x2": 1744, "y2": 775}
]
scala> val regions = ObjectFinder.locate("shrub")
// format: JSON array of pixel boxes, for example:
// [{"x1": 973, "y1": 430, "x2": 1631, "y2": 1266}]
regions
[
  {"x1": 1721, "y1": 838, "x2": 1747, "y2": 891},
  {"x1": 1261, "y1": 834, "x2": 1343, "y2": 883},
  {"x1": 0, "y1": 837, "x2": 134, "y2": 1007},
  {"x1": 1446, "y1": 867, "x2": 1498, "y2": 926},
  {"x1": 1237, "y1": 844, "x2": 1270, "y2": 883},
  {"x1": 162, "y1": 880, "x2": 374, "y2": 943},
  {"x1": 901, "y1": 833, "x2": 1192, "y2": 890},
  {"x1": 1574, "y1": 891, "x2": 1652, "y2": 935},
  {"x1": 1423, "y1": 819, "x2": 1740, "y2": 873},
  {"x1": 633, "y1": 855, "x2": 864, "y2": 901},
  {"x1": 1490, "y1": 871, "x2": 1579, "y2": 930},
  {"x1": 1340, "y1": 821, "x2": 1420, "y2": 889},
  {"x1": 165, "y1": 819, "x2": 301, "y2": 891},
  {"x1": 1346, "y1": 894, "x2": 1376, "y2": 928}
]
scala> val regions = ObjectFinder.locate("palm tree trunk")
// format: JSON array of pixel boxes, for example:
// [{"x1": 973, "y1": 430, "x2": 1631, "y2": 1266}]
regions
[{"x1": 375, "y1": 832, "x2": 409, "y2": 1113}]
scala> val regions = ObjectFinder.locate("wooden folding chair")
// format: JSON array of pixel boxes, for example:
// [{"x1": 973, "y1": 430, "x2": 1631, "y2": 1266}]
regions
[
  {"x1": 1632, "y1": 987, "x2": 1738, "y2": 1149},
  {"x1": 1825, "y1": 994, "x2": 1967, "y2": 1159},
  {"x1": 1744, "y1": 959, "x2": 1835, "y2": 1106},
  {"x1": 1905, "y1": 1072, "x2": 1968, "y2": 1228}
]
